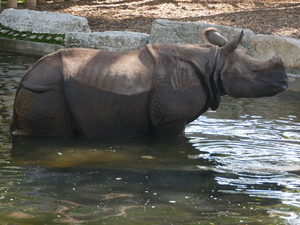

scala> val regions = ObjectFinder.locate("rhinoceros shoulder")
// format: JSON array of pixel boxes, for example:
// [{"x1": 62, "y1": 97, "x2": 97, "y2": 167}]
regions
[{"x1": 145, "y1": 43, "x2": 218, "y2": 87}]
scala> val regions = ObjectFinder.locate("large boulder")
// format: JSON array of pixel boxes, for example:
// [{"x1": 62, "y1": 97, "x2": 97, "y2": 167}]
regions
[
  {"x1": 64, "y1": 31, "x2": 150, "y2": 51},
  {"x1": 149, "y1": 19, "x2": 255, "y2": 52},
  {"x1": 0, "y1": 9, "x2": 91, "y2": 34},
  {"x1": 250, "y1": 35, "x2": 300, "y2": 69}
]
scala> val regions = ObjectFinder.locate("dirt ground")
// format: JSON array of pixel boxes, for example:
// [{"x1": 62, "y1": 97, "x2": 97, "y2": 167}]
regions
[{"x1": 1, "y1": 0, "x2": 300, "y2": 39}]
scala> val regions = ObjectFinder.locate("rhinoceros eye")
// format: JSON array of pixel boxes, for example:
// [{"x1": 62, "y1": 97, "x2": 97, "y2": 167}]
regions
[{"x1": 252, "y1": 69, "x2": 260, "y2": 73}]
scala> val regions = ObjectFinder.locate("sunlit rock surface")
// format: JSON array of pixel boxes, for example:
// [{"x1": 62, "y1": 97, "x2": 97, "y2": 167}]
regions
[
  {"x1": 65, "y1": 31, "x2": 150, "y2": 51},
  {"x1": 250, "y1": 34, "x2": 300, "y2": 69},
  {"x1": 0, "y1": 9, "x2": 91, "y2": 34},
  {"x1": 149, "y1": 19, "x2": 255, "y2": 52}
]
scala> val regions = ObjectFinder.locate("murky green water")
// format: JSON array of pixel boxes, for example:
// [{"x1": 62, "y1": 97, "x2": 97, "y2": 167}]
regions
[{"x1": 0, "y1": 51, "x2": 300, "y2": 224}]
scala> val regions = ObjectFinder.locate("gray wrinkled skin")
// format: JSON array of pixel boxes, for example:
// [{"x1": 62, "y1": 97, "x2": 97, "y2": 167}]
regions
[{"x1": 11, "y1": 28, "x2": 288, "y2": 137}]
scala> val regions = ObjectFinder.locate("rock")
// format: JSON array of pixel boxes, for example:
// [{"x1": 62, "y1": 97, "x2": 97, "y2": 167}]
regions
[
  {"x1": 250, "y1": 35, "x2": 300, "y2": 69},
  {"x1": 64, "y1": 31, "x2": 150, "y2": 51},
  {"x1": 0, "y1": 9, "x2": 91, "y2": 34},
  {"x1": 54, "y1": 37, "x2": 63, "y2": 42},
  {"x1": 149, "y1": 19, "x2": 255, "y2": 52},
  {"x1": 1, "y1": 29, "x2": 9, "y2": 34},
  {"x1": 29, "y1": 35, "x2": 37, "y2": 39}
]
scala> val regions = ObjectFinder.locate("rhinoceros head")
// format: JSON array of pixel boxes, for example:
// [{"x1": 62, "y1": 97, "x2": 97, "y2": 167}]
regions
[{"x1": 203, "y1": 28, "x2": 288, "y2": 100}]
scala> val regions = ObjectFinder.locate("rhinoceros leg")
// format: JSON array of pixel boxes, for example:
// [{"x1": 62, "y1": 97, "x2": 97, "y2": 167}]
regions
[
  {"x1": 14, "y1": 86, "x2": 73, "y2": 136},
  {"x1": 153, "y1": 120, "x2": 187, "y2": 137},
  {"x1": 13, "y1": 52, "x2": 73, "y2": 136}
]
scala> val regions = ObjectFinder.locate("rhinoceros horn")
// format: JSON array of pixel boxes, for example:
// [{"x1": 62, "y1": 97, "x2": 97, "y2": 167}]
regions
[{"x1": 271, "y1": 54, "x2": 285, "y2": 66}]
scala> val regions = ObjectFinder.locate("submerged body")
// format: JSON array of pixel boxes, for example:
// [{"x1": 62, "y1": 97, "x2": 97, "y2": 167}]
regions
[{"x1": 11, "y1": 28, "x2": 288, "y2": 137}]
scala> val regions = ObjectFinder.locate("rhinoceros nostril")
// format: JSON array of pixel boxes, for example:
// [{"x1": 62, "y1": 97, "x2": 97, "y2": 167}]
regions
[
  {"x1": 269, "y1": 79, "x2": 288, "y2": 91},
  {"x1": 278, "y1": 80, "x2": 287, "y2": 85},
  {"x1": 276, "y1": 79, "x2": 288, "y2": 90}
]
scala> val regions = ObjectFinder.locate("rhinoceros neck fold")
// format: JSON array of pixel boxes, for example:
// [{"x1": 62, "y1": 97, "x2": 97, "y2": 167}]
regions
[
  {"x1": 213, "y1": 49, "x2": 226, "y2": 96},
  {"x1": 203, "y1": 48, "x2": 224, "y2": 111}
]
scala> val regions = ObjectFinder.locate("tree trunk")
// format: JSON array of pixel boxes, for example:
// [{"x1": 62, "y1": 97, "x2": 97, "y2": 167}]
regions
[
  {"x1": 8, "y1": 0, "x2": 18, "y2": 8},
  {"x1": 25, "y1": 0, "x2": 36, "y2": 6}
]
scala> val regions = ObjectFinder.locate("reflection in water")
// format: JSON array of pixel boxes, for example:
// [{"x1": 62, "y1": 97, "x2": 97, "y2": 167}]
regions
[
  {"x1": 0, "y1": 51, "x2": 300, "y2": 224},
  {"x1": 8, "y1": 136, "x2": 220, "y2": 224},
  {"x1": 6, "y1": 136, "x2": 286, "y2": 224},
  {"x1": 11, "y1": 136, "x2": 210, "y2": 170}
]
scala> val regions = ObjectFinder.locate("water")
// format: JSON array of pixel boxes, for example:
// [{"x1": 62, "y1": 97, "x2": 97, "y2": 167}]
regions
[{"x1": 0, "y1": 51, "x2": 300, "y2": 224}]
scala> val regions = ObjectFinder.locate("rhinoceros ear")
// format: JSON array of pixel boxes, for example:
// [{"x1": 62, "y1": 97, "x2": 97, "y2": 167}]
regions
[
  {"x1": 202, "y1": 28, "x2": 228, "y2": 47},
  {"x1": 222, "y1": 30, "x2": 244, "y2": 56}
]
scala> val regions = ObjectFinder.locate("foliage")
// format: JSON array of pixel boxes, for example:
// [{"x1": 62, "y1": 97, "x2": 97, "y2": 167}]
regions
[
  {"x1": 0, "y1": 24, "x2": 65, "y2": 45},
  {"x1": 0, "y1": 0, "x2": 25, "y2": 7}
]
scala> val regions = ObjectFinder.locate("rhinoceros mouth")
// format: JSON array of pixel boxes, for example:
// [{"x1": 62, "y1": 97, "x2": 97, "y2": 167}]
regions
[{"x1": 269, "y1": 79, "x2": 288, "y2": 92}]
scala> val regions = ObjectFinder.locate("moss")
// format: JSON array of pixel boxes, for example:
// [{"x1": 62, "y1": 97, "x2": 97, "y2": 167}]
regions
[{"x1": 0, "y1": 24, "x2": 65, "y2": 45}]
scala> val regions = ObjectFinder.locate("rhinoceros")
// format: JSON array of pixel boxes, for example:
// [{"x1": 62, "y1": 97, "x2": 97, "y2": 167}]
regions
[{"x1": 11, "y1": 28, "x2": 288, "y2": 137}]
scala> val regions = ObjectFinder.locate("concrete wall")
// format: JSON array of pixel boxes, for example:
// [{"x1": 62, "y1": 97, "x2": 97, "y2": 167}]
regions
[{"x1": 0, "y1": 37, "x2": 64, "y2": 55}]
